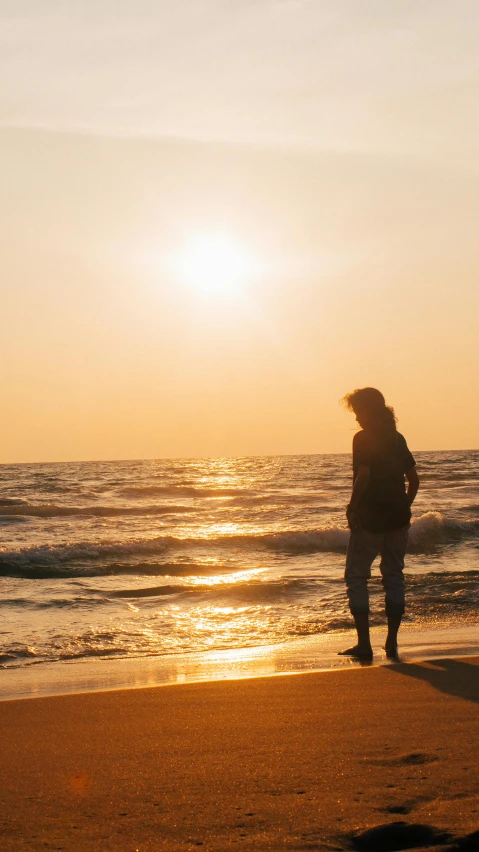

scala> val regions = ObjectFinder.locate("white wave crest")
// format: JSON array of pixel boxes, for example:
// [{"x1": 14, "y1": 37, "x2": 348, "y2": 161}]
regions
[
  {"x1": 408, "y1": 511, "x2": 474, "y2": 547},
  {"x1": 264, "y1": 526, "x2": 350, "y2": 553}
]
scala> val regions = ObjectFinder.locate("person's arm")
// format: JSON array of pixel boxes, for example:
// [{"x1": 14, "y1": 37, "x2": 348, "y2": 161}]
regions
[
  {"x1": 405, "y1": 466, "x2": 419, "y2": 506},
  {"x1": 346, "y1": 465, "x2": 370, "y2": 530}
]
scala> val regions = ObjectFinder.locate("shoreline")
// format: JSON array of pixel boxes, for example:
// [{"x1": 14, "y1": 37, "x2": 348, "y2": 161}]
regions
[{"x1": 2, "y1": 620, "x2": 478, "y2": 702}]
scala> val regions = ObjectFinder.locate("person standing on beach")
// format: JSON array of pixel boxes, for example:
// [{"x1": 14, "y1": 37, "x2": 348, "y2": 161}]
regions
[{"x1": 340, "y1": 388, "x2": 419, "y2": 660}]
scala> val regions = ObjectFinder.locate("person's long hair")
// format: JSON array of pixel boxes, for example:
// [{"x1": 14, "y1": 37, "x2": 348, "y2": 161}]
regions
[{"x1": 342, "y1": 387, "x2": 397, "y2": 439}]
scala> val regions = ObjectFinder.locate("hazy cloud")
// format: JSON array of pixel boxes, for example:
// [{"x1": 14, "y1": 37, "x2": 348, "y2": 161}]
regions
[{"x1": 1, "y1": 1, "x2": 479, "y2": 158}]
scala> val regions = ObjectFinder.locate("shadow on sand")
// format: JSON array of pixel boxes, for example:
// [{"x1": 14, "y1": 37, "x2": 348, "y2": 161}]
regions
[{"x1": 386, "y1": 657, "x2": 479, "y2": 704}]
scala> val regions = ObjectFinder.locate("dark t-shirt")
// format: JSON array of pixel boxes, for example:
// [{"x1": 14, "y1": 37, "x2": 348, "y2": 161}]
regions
[{"x1": 352, "y1": 430, "x2": 416, "y2": 533}]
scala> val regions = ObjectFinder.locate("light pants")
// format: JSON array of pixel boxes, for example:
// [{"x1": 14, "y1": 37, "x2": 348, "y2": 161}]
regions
[{"x1": 345, "y1": 526, "x2": 409, "y2": 616}]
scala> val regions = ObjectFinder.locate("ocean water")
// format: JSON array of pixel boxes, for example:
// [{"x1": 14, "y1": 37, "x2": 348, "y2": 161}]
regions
[{"x1": 1, "y1": 451, "x2": 478, "y2": 677}]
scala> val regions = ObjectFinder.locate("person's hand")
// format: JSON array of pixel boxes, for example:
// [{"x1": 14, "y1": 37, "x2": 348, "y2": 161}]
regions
[{"x1": 346, "y1": 506, "x2": 361, "y2": 532}]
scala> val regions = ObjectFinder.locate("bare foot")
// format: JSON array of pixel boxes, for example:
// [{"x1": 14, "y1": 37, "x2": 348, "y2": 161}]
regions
[
  {"x1": 338, "y1": 645, "x2": 373, "y2": 660},
  {"x1": 384, "y1": 641, "x2": 399, "y2": 660}
]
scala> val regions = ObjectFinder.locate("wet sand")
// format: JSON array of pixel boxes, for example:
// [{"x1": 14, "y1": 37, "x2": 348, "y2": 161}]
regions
[
  {"x1": 2, "y1": 657, "x2": 479, "y2": 851},
  {"x1": 4, "y1": 622, "x2": 479, "y2": 702}
]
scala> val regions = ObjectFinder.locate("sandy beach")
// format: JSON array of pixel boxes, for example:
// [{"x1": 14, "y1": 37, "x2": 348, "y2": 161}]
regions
[
  {"x1": 3, "y1": 4, "x2": 479, "y2": 851},
  {"x1": 2, "y1": 657, "x2": 479, "y2": 851}
]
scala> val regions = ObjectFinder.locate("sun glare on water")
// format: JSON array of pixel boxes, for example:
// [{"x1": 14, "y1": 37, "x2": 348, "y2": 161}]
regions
[{"x1": 172, "y1": 233, "x2": 258, "y2": 295}]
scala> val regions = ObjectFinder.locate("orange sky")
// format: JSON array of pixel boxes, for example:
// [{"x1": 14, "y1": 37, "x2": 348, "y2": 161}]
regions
[{"x1": 1, "y1": 2, "x2": 478, "y2": 461}]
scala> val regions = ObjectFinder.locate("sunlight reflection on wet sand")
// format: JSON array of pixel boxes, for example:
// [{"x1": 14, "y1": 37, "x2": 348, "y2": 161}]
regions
[{"x1": 2, "y1": 622, "x2": 479, "y2": 702}]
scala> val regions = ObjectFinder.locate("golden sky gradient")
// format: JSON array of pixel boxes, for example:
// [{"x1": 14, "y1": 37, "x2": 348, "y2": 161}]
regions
[{"x1": 1, "y1": 1, "x2": 479, "y2": 461}]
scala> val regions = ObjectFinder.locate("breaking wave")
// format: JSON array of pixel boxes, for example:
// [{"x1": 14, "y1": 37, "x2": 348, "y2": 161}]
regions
[
  {"x1": 408, "y1": 511, "x2": 478, "y2": 548},
  {"x1": 1, "y1": 512, "x2": 477, "y2": 578}
]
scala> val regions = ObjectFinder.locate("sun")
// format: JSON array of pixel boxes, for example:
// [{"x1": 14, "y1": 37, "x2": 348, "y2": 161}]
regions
[{"x1": 172, "y1": 233, "x2": 257, "y2": 294}]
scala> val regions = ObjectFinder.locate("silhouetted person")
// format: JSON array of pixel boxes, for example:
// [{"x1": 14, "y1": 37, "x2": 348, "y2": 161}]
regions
[{"x1": 339, "y1": 388, "x2": 419, "y2": 660}]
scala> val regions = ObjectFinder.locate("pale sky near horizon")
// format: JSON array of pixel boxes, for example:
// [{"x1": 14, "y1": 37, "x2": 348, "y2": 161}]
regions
[{"x1": 1, "y1": 1, "x2": 479, "y2": 462}]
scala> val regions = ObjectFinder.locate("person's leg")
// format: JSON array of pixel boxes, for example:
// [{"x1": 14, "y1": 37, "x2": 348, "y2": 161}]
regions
[
  {"x1": 385, "y1": 613, "x2": 402, "y2": 657},
  {"x1": 379, "y1": 526, "x2": 409, "y2": 658},
  {"x1": 341, "y1": 529, "x2": 380, "y2": 658},
  {"x1": 351, "y1": 611, "x2": 372, "y2": 654}
]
